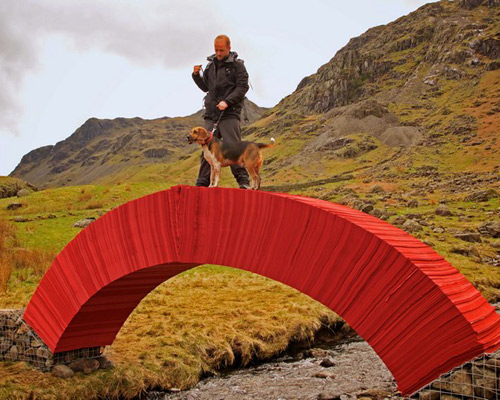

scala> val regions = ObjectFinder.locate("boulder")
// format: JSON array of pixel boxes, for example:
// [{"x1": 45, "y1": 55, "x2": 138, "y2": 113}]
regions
[
  {"x1": 16, "y1": 189, "x2": 30, "y2": 197},
  {"x1": 317, "y1": 392, "x2": 342, "y2": 400},
  {"x1": 370, "y1": 185, "x2": 385, "y2": 194},
  {"x1": 73, "y1": 218, "x2": 95, "y2": 229},
  {"x1": 319, "y1": 358, "x2": 335, "y2": 368},
  {"x1": 6, "y1": 203, "x2": 23, "y2": 211},
  {"x1": 464, "y1": 189, "x2": 498, "y2": 202},
  {"x1": 478, "y1": 222, "x2": 500, "y2": 238},
  {"x1": 407, "y1": 199, "x2": 419, "y2": 208},
  {"x1": 402, "y1": 219, "x2": 423, "y2": 233},
  {"x1": 96, "y1": 356, "x2": 114, "y2": 370},
  {"x1": 454, "y1": 232, "x2": 482, "y2": 243},
  {"x1": 68, "y1": 358, "x2": 100, "y2": 374},
  {"x1": 361, "y1": 204, "x2": 374, "y2": 214},
  {"x1": 51, "y1": 364, "x2": 74, "y2": 378},
  {"x1": 435, "y1": 204, "x2": 453, "y2": 216},
  {"x1": 451, "y1": 246, "x2": 480, "y2": 258},
  {"x1": 306, "y1": 349, "x2": 330, "y2": 358},
  {"x1": 314, "y1": 371, "x2": 335, "y2": 379}
]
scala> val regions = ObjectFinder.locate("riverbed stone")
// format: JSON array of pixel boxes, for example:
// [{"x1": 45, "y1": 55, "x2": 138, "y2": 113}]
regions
[
  {"x1": 356, "y1": 388, "x2": 394, "y2": 399},
  {"x1": 307, "y1": 349, "x2": 330, "y2": 358},
  {"x1": 320, "y1": 357, "x2": 335, "y2": 368},
  {"x1": 317, "y1": 392, "x2": 342, "y2": 400},
  {"x1": 314, "y1": 371, "x2": 335, "y2": 379}
]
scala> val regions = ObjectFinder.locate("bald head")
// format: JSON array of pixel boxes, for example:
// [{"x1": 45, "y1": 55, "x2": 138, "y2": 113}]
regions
[
  {"x1": 214, "y1": 34, "x2": 231, "y2": 61},
  {"x1": 215, "y1": 34, "x2": 230, "y2": 47}
]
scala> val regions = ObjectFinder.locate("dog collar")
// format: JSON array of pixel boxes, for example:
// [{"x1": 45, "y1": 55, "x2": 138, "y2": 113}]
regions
[{"x1": 203, "y1": 131, "x2": 214, "y2": 145}]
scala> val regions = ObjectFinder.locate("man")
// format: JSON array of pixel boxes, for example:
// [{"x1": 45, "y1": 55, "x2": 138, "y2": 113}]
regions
[{"x1": 192, "y1": 34, "x2": 251, "y2": 188}]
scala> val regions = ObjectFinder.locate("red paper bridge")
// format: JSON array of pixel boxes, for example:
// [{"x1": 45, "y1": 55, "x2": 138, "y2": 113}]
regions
[{"x1": 23, "y1": 185, "x2": 500, "y2": 395}]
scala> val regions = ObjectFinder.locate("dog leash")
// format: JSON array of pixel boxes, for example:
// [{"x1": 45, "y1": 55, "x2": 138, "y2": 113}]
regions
[
  {"x1": 212, "y1": 109, "x2": 225, "y2": 135},
  {"x1": 197, "y1": 65, "x2": 225, "y2": 135}
]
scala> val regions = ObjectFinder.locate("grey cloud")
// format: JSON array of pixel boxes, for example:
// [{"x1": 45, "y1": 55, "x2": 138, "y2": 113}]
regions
[{"x1": 0, "y1": 0, "x2": 223, "y2": 135}]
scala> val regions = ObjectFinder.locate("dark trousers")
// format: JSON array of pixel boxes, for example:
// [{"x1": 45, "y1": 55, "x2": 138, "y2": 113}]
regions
[{"x1": 195, "y1": 118, "x2": 250, "y2": 187}]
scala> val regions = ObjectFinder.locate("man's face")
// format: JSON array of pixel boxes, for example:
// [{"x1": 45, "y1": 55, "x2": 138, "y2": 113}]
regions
[{"x1": 214, "y1": 39, "x2": 230, "y2": 61}]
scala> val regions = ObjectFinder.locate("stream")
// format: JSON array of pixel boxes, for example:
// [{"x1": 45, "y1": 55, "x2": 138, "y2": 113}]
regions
[{"x1": 145, "y1": 338, "x2": 400, "y2": 400}]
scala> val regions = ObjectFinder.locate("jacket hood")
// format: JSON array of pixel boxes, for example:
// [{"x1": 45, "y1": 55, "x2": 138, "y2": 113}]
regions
[{"x1": 207, "y1": 51, "x2": 239, "y2": 63}]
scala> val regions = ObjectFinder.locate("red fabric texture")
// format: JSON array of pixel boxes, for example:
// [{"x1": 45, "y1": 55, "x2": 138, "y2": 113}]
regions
[{"x1": 23, "y1": 185, "x2": 500, "y2": 394}]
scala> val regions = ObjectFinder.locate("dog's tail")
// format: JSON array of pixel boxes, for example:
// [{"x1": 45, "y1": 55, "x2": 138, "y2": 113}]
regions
[{"x1": 257, "y1": 138, "x2": 275, "y2": 149}]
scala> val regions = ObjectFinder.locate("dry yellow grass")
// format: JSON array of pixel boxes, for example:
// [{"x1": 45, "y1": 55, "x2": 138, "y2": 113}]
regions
[
  {"x1": 0, "y1": 265, "x2": 340, "y2": 400},
  {"x1": 0, "y1": 219, "x2": 16, "y2": 292},
  {"x1": 0, "y1": 219, "x2": 55, "y2": 293}
]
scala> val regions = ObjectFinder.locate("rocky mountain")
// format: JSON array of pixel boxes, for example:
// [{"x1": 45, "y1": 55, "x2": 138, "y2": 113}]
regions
[
  {"x1": 281, "y1": 0, "x2": 500, "y2": 114},
  {"x1": 10, "y1": 99, "x2": 267, "y2": 187},
  {"x1": 236, "y1": 0, "x2": 500, "y2": 186},
  {"x1": 10, "y1": 0, "x2": 499, "y2": 190}
]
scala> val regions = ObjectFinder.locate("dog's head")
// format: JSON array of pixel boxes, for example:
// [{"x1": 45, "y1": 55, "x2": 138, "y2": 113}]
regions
[{"x1": 186, "y1": 127, "x2": 211, "y2": 145}]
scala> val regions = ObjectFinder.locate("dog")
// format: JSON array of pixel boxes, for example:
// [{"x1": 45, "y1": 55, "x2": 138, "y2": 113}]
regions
[{"x1": 187, "y1": 126, "x2": 275, "y2": 190}]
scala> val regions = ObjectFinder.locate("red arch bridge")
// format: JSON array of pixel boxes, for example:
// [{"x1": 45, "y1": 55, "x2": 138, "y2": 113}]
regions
[{"x1": 23, "y1": 185, "x2": 500, "y2": 395}]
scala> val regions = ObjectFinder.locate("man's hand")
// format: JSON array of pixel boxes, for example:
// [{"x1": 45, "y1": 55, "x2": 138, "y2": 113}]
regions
[
  {"x1": 217, "y1": 101, "x2": 228, "y2": 110},
  {"x1": 193, "y1": 65, "x2": 202, "y2": 75}
]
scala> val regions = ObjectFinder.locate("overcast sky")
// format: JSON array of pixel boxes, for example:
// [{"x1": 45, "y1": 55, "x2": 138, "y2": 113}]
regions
[{"x1": 0, "y1": 0, "x2": 437, "y2": 176}]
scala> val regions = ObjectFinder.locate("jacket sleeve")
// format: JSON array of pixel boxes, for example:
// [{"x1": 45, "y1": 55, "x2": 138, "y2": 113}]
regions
[
  {"x1": 224, "y1": 61, "x2": 249, "y2": 106},
  {"x1": 192, "y1": 72, "x2": 209, "y2": 92}
]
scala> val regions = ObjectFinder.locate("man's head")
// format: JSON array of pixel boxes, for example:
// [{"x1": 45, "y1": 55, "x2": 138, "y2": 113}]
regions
[{"x1": 214, "y1": 35, "x2": 231, "y2": 61}]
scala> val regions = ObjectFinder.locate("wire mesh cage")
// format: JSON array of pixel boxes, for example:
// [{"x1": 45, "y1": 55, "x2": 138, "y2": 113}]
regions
[
  {"x1": 415, "y1": 350, "x2": 500, "y2": 400},
  {"x1": 0, "y1": 309, "x2": 103, "y2": 372}
]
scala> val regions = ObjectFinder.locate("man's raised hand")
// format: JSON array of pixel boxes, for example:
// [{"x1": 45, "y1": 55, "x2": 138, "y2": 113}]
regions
[{"x1": 193, "y1": 65, "x2": 202, "y2": 75}]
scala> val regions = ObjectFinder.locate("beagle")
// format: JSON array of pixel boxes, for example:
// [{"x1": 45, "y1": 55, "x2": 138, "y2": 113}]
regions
[{"x1": 187, "y1": 126, "x2": 275, "y2": 190}]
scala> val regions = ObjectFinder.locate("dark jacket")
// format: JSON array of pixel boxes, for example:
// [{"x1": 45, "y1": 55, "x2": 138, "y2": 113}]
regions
[{"x1": 192, "y1": 51, "x2": 249, "y2": 121}]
